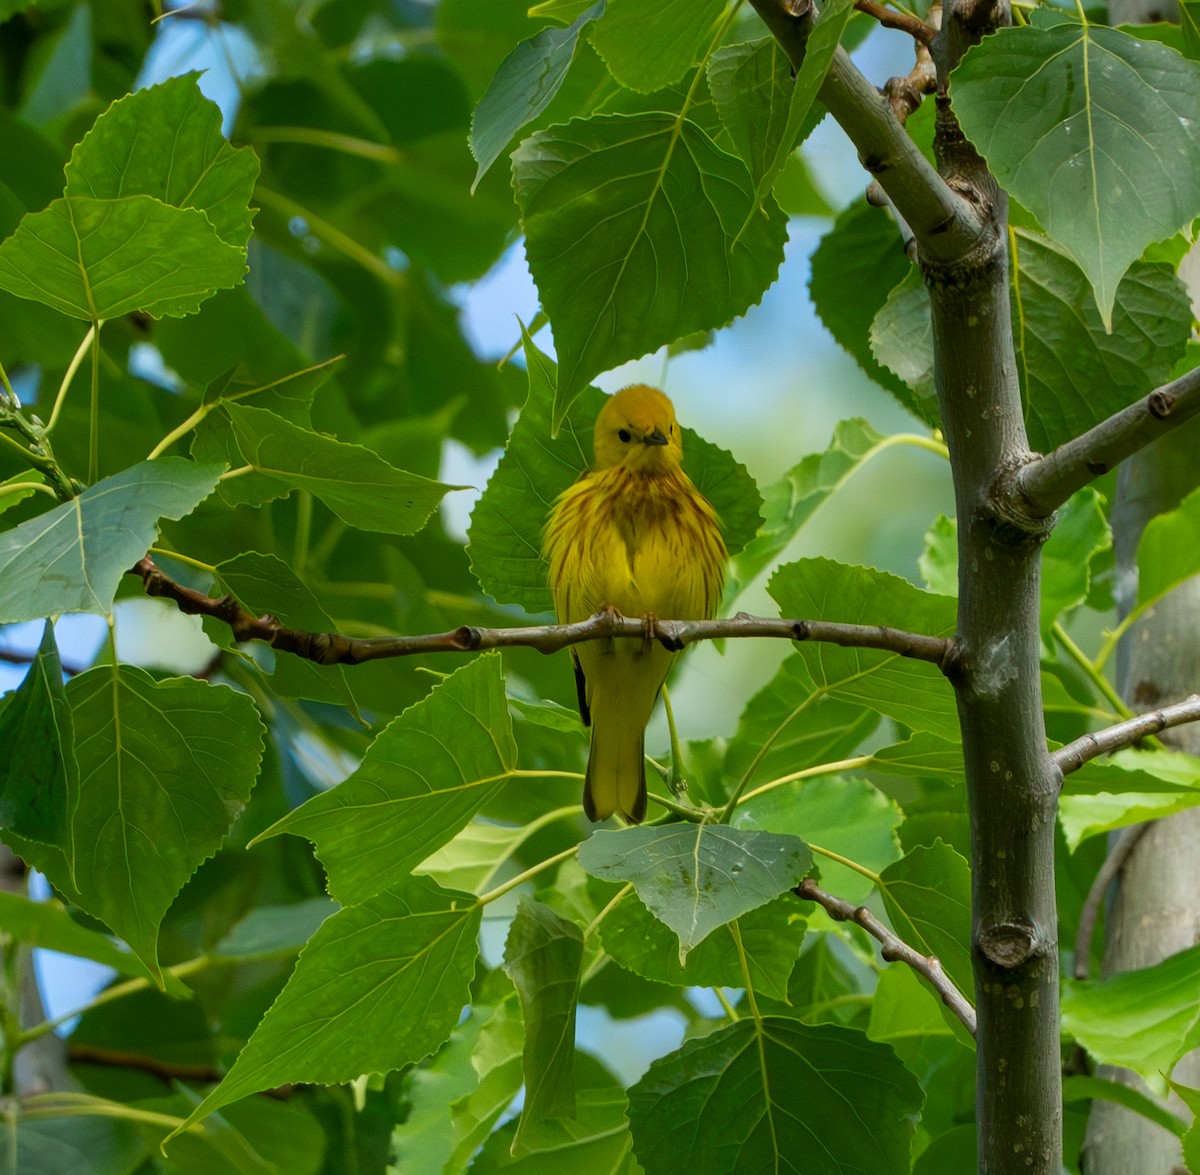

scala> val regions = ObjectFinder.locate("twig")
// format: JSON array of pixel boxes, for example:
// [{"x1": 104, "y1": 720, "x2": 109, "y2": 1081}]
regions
[
  {"x1": 131, "y1": 556, "x2": 956, "y2": 669},
  {"x1": 66, "y1": 1044, "x2": 222, "y2": 1085},
  {"x1": 1051, "y1": 696, "x2": 1200, "y2": 776},
  {"x1": 1072, "y1": 824, "x2": 1151, "y2": 981},
  {"x1": 795, "y1": 877, "x2": 977, "y2": 1035},
  {"x1": 747, "y1": 0, "x2": 984, "y2": 263},
  {"x1": 854, "y1": 0, "x2": 937, "y2": 45},
  {"x1": 1014, "y1": 365, "x2": 1200, "y2": 520}
]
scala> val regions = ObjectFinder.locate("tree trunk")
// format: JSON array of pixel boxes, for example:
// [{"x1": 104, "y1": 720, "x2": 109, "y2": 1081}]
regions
[{"x1": 1081, "y1": 424, "x2": 1200, "y2": 1175}]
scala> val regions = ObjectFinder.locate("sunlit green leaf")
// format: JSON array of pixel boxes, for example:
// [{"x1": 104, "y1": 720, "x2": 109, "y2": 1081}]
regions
[
  {"x1": 10, "y1": 666, "x2": 264, "y2": 981},
  {"x1": 64, "y1": 73, "x2": 259, "y2": 248},
  {"x1": 878, "y1": 840, "x2": 973, "y2": 999},
  {"x1": 954, "y1": 20, "x2": 1200, "y2": 324},
  {"x1": 471, "y1": 1, "x2": 606, "y2": 188},
  {"x1": 0, "y1": 196, "x2": 246, "y2": 319},
  {"x1": 0, "y1": 459, "x2": 221, "y2": 624},
  {"x1": 1062, "y1": 943, "x2": 1200, "y2": 1087},
  {"x1": 513, "y1": 113, "x2": 787, "y2": 422},
  {"x1": 588, "y1": 0, "x2": 725, "y2": 92},
  {"x1": 172, "y1": 876, "x2": 481, "y2": 1135},
  {"x1": 768, "y1": 558, "x2": 959, "y2": 738},
  {"x1": 737, "y1": 775, "x2": 902, "y2": 905},
  {"x1": 577, "y1": 824, "x2": 811, "y2": 958},
  {"x1": 503, "y1": 898, "x2": 584, "y2": 1148},
  {"x1": 262, "y1": 655, "x2": 516, "y2": 904},
  {"x1": 1135, "y1": 483, "x2": 1200, "y2": 611},
  {"x1": 600, "y1": 892, "x2": 806, "y2": 1002},
  {"x1": 222, "y1": 404, "x2": 456, "y2": 536}
]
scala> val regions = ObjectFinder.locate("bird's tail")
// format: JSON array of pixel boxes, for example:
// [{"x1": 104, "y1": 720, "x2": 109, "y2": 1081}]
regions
[{"x1": 583, "y1": 717, "x2": 647, "y2": 824}]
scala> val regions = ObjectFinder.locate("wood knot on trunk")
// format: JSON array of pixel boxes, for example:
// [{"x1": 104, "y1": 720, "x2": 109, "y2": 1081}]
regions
[{"x1": 978, "y1": 920, "x2": 1039, "y2": 968}]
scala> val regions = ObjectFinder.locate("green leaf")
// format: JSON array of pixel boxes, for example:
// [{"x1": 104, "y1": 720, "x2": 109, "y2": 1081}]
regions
[
  {"x1": 415, "y1": 817, "x2": 541, "y2": 895},
  {"x1": 588, "y1": 0, "x2": 726, "y2": 92},
  {"x1": 0, "y1": 471, "x2": 44, "y2": 517},
  {"x1": 869, "y1": 963, "x2": 963, "y2": 1047},
  {"x1": 809, "y1": 199, "x2": 914, "y2": 406},
  {"x1": 627, "y1": 1018, "x2": 923, "y2": 1174},
  {"x1": 503, "y1": 898, "x2": 584, "y2": 1148},
  {"x1": 448, "y1": 1001, "x2": 526, "y2": 1169},
  {"x1": 870, "y1": 269, "x2": 938, "y2": 428},
  {"x1": 1058, "y1": 782, "x2": 1200, "y2": 849},
  {"x1": 262, "y1": 655, "x2": 517, "y2": 904},
  {"x1": 172, "y1": 876, "x2": 481, "y2": 1136},
  {"x1": 467, "y1": 329, "x2": 762, "y2": 612},
  {"x1": 577, "y1": 824, "x2": 811, "y2": 959},
  {"x1": 600, "y1": 892, "x2": 806, "y2": 1002},
  {"x1": 215, "y1": 552, "x2": 359, "y2": 712},
  {"x1": 768, "y1": 558, "x2": 959, "y2": 738},
  {"x1": 1039, "y1": 488, "x2": 1111, "y2": 638},
  {"x1": 1062, "y1": 943, "x2": 1200, "y2": 1087},
  {"x1": 870, "y1": 730, "x2": 963, "y2": 780},
  {"x1": 919, "y1": 515, "x2": 957, "y2": 596},
  {"x1": 723, "y1": 654, "x2": 879, "y2": 803},
  {"x1": 1063, "y1": 1075, "x2": 1188, "y2": 1138},
  {"x1": 0, "y1": 891, "x2": 162, "y2": 984},
  {"x1": 10, "y1": 666, "x2": 264, "y2": 981},
  {"x1": 1010, "y1": 228, "x2": 1191, "y2": 451},
  {"x1": 725, "y1": 417, "x2": 890, "y2": 600},
  {"x1": 953, "y1": 22, "x2": 1200, "y2": 324},
  {"x1": 0, "y1": 457, "x2": 222, "y2": 624},
  {"x1": 0, "y1": 622, "x2": 73, "y2": 846},
  {"x1": 0, "y1": 1112, "x2": 145, "y2": 1175},
  {"x1": 706, "y1": 32, "x2": 834, "y2": 206},
  {"x1": 222, "y1": 404, "x2": 455, "y2": 535},
  {"x1": 737, "y1": 775, "x2": 902, "y2": 904},
  {"x1": 878, "y1": 840, "x2": 973, "y2": 999},
  {"x1": 513, "y1": 113, "x2": 787, "y2": 422},
  {"x1": 0, "y1": 196, "x2": 247, "y2": 320},
  {"x1": 1135, "y1": 483, "x2": 1200, "y2": 611},
  {"x1": 64, "y1": 73, "x2": 259, "y2": 248},
  {"x1": 472, "y1": 1086, "x2": 638, "y2": 1172},
  {"x1": 470, "y1": 1, "x2": 606, "y2": 189},
  {"x1": 212, "y1": 897, "x2": 337, "y2": 961}
]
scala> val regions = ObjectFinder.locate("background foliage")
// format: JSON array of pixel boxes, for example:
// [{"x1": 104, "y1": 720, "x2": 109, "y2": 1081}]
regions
[{"x1": 0, "y1": 1, "x2": 1198, "y2": 1172}]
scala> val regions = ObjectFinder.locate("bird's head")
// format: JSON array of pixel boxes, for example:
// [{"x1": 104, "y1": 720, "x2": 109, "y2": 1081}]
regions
[{"x1": 592, "y1": 385, "x2": 684, "y2": 473}]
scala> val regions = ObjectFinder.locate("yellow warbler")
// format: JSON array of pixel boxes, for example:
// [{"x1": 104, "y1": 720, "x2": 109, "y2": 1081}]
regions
[{"x1": 543, "y1": 385, "x2": 726, "y2": 823}]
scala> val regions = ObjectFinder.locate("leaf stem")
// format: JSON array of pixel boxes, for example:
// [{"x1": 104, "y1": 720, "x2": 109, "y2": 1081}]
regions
[
  {"x1": 807, "y1": 841, "x2": 882, "y2": 885},
  {"x1": 88, "y1": 322, "x2": 102, "y2": 484},
  {"x1": 248, "y1": 126, "x2": 402, "y2": 163},
  {"x1": 477, "y1": 845, "x2": 579, "y2": 907},
  {"x1": 1052, "y1": 620, "x2": 1133, "y2": 718},
  {"x1": 660, "y1": 682, "x2": 688, "y2": 799},
  {"x1": 46, "y1": 323, "x2": 98, "y2": 434},
  {"x1": 0, "y1": 480, "x2": 57, "y2": 501},
  {"x1": 739, "y1": 755, "x2": 874, "y2": 805},
  {"x1": 146, "y1": 353, "x2": 343, "y2": 460},
  {"x1": 713, "y1": 987, "x2": 741, "y2": 1021},
  {"x1": 583, "y1": 882, "x2": 634, "y2": 941}
]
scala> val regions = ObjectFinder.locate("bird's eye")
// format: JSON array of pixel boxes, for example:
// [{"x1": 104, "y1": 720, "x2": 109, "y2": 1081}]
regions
[{"x1": 618, "y1": 428, "x2": 632, "y2": 443}]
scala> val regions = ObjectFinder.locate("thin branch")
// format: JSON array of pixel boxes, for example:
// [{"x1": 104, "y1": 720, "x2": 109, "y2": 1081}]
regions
[
  {"x1": 854, "y1": 0, "x2": 937, "y2": 44},
  {"x1": 1051, "y1": 695, "x2": 1200, "y2": 776},
  {"x1": 130, "y1": 556, "x2": 955, "y2": 669},
  {"x1": 1072, "y1": 824, "x2": 1151, "y2": 981},
  {"x1": 1014, "y1": 365, "x2": 1200, "y2": 519},
  {"x1": 747, "y1": 0, "x2": 986, "y2": 263},
  {"x1": 795, "y1": 877, "x2": 977, "y2": 1035}
]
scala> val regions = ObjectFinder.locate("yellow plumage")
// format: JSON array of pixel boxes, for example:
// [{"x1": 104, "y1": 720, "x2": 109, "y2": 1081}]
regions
[{"x1": 543, "y1": 385, "x2": 726, "y2": 823}]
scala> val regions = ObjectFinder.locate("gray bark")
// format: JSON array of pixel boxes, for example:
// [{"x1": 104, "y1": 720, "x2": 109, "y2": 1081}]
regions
[{"x1": 1081, "y1": 424, "x2": 1200, "y2": 1175}]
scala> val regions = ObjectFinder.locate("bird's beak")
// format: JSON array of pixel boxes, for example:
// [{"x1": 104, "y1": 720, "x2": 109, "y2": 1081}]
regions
[{"x1": 643, "y1": 428, "x2": 669, "y2": 446}]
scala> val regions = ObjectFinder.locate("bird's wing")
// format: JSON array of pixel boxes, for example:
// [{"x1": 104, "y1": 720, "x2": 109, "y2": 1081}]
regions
[{"x1": 571, "y1": 650, "x2": 591, "y2": 727}]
